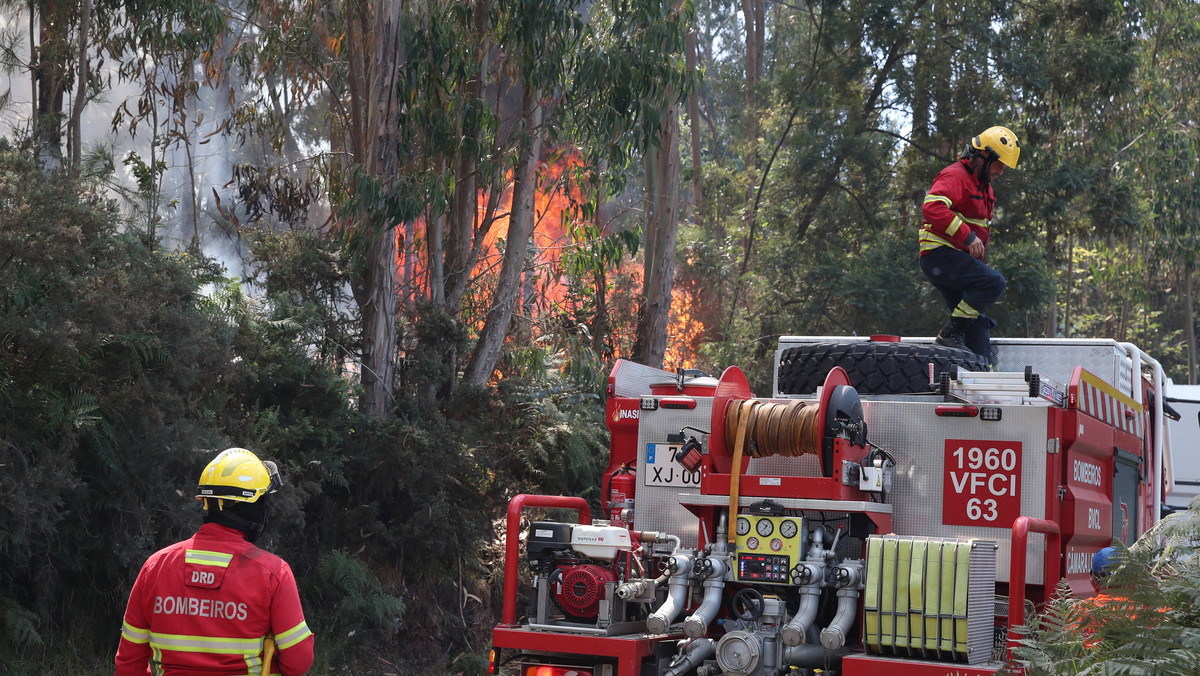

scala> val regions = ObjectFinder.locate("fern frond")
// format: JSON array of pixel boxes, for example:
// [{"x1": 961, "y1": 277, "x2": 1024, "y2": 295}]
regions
[
  {"x1": 316, "y1": 550, "x2": 405, "y2": 638},
  {"x1": 2, "y1": 599, "x2": 42, "y2": 648}
]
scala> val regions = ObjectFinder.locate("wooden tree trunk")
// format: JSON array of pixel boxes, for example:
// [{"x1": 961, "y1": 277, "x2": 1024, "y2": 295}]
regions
[
  {"x1": 69, "y1": 0, "x2": 91, "y2": 167},
  {"x1": 1188, "y1": 266, "x2": 1196, "y2": 384},
  {"x1": 443, "y1": 2, "x2": 491, "y2": 317},
  {"x1": 34, "y1": 0, "x2": 71, "y2": 164},
  {"x1": 351, "y1": 0, "x2": 404, "y2": 419},
  {"x1": 740, "y1": 0, "x2": 762, "y2": 169},
  {"x1": 632, "y1": 100, "x2": 681, "y2": 368},
  {"x1": 444, "y1": 99, "x2": 485, "y2": 316},
  {"x1": 427, "y1": 155, "x2": 447, "y2": 309},
  {"x1": 444, "y1": 149, "x2": 477, "y2": 314},
  {"x1": 403, "y1": 218, "x2": 417, "y2": 312},
  {"x1": 686, "y1": 27, "x2": 703, "y2": 230},
  {"x1": 1044, "y1": 221, "x2": 1059, "y2": 337},
  {"x1": 463, "y1": 83, "x2": 543, "y2": 386},
  {"x1": 359, "y1": 231, "x2": 398, "y2": 417}
]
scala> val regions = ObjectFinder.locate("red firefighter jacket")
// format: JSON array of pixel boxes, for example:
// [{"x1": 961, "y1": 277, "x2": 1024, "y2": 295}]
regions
[
  {"x1": 116, "y1": 522, "x2": 314, "y2": 676},
  {"x1": 920, "y1": 158, "x2": 996, "y2": 257}
]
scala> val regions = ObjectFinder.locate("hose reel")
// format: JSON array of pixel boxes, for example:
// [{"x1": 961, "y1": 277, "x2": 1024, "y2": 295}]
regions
[
  {"x1": 711, "y1": 367, "x2": 869, "y2": 547},
  {"x1": 724, "y1": 399, "x2": 823, "y2": 459},
  {"x1": 722, "y1": 381, "x2": 865, "y2": 462}
]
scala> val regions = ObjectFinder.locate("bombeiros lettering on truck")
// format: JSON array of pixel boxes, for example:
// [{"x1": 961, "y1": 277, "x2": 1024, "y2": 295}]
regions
[
  {"x1": 1074, "y1": 459, "x2": 1104, "y2": 486},
  {"x1": 491, "y1": 337, "x2": 1170, "y2": 676}
]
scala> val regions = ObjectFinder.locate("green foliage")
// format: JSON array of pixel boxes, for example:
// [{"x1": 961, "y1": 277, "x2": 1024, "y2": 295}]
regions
[
  {"x1": 0, "y1": 143, "x2": 248, "y2": 665},
  {"x1": 313, "y1": 549, "x2": 406, "y2": 640},
  {"x1": 244, "y1": 225, "x2": 360, "y2": 368},
  {"x1": 496, "y1": 330, "x2": 611, "y2": 506},
  {"x1": 1009, "y1": 504, "x2": 1200, "y2": 674},
  {"x1": 9, "y1": 0, "x2": 1200, "y2": 671},
  {"x1": 2, "y1": 598, "x2": 42, "y2": 650},
  {"x1": 989, "y1": 239, "x2": 1056, "y2": 339},
  {"x1": 567, "y1": 0, "x2": 693, "y2": 177},
  {"x1": 0, "y1": 141, "x2": 598, "y2": 673}
]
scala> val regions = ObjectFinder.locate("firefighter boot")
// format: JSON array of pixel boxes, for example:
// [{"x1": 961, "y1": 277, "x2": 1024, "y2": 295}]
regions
[{"x1": 935, "y1": 316, "x2": 973, "y2": 351}]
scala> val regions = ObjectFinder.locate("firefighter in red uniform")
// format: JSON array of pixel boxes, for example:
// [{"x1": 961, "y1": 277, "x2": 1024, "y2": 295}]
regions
[
  {"x1": 920, "y1": 126, "x2": 1021, "y2": 362},
  {"x1": 116, "y1": 448, "x2": 315, "y2": 675}
]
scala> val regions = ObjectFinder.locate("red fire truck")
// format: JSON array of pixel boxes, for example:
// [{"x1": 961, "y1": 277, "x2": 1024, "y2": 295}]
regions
[{"x1": 490, "y1": 336, "x2": 1173, "y2": 676}]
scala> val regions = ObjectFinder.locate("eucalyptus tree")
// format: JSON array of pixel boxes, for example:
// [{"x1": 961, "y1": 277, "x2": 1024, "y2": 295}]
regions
[
  {"x1": 624, "y1": 0, "x2": 692, "y2": 369},
  {"x1": 708, "y1": 0, "x2": 936, "y2": 347},
  {"x1": 462, "y1": 0, "x2": 584, "y2": 386},
  {"x1": 220, "y1": 0, "x2": 691, "y2": 412},
  {"x1": 0, "y1": 0, "x2": 227, "y2": 176},
  {"x1": 1132, "y1": 0, "x2": 1200, "y2": 380},
  {"x1": 998, "y1": 0, "x2": 1145, "y2": 337}
]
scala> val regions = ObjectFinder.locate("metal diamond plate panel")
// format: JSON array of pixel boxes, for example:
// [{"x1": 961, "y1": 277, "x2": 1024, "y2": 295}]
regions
[
  {"x1": 864, "y1": 400, "x2": 1048, "y2": 585},
  {"x1": 993, "y1": 339, "x2": 1134, "y2": 399},
  {"x1": 634, "y1": 399, "x2": 713, "y2": 549},
  {"x1": 610, "y1": 360, "x2": 679, "y2": 398}
]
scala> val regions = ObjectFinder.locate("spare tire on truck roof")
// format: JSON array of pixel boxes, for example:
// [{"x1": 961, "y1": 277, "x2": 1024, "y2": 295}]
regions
[{"x1": 776, "y1": 337, "x2": 989, "y2": 395}]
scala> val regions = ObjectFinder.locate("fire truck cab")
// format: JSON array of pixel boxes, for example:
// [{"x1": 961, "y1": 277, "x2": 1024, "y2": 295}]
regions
[{"x1": 491, "y1": 336, "x2": 1171, "y2": 676}]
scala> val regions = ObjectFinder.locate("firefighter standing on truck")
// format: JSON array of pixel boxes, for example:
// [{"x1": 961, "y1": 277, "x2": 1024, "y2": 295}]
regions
[
  {"x1": 919, "y1": 126, "x2": 1021, "y2": 362},
  {"x1": 115, "y1": 448, "x2": 315, "y2": 675}
]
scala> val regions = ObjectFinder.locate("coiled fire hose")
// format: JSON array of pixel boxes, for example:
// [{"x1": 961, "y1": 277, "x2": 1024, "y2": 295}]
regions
[{"x1": 725, "y1": 399, "x2": 823, "y2": 546}]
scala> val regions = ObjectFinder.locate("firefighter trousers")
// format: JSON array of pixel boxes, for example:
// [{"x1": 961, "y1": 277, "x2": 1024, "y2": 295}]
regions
[{"x1": 920, "y1": 246, "x2": 1005, "y2": 361}]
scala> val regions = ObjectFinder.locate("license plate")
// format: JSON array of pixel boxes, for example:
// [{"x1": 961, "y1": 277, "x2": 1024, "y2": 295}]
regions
[{"x1": 645, "y1": 443, "x2": 702, "y2": 487}]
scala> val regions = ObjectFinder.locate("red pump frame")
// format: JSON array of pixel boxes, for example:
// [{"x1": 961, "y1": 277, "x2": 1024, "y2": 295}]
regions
[{"x1": 499, "y1": 494, "x2": 591, "y2": 627}]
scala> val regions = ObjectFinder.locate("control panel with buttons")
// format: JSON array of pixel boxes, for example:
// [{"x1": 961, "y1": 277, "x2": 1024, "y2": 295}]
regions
[{"x1": 733, "y1": 515, "x2": 805, "y2": 585}]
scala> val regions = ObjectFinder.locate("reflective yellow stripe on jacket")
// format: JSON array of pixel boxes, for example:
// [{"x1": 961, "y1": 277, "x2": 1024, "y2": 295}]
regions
[
  {"x1": 275, "y1": 620, "x2": 313, "y2": 649},
  {"x1": 920, "y1": 193, "x2": 990, "y2": 253},
  {"x1": 148, "y1": 631, "x2": 267, "y2": 675},
  {"x1": 150, "y1": 631, "x2": 263, "y2": 654},
  {"x1": 121, "y1": 621, "x2": 151, "y2": 644},
  {"x1": 185, "y1": 549, "x2": 234, "y2": 568}
]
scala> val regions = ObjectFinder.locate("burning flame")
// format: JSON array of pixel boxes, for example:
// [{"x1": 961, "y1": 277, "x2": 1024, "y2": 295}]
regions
[
  {"x1": 664, "y1": 282, "x2": 701, "y2": 371},
  {"x1": 393, "y1": 148, "x2": 703, "y2": 371}
]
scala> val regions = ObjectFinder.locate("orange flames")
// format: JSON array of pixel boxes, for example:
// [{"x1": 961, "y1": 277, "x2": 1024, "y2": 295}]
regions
[
  {"x1": 395, "y1": 149, "x2": 704, "y2": 370},
  {"x1": 664, "y1": 282, "x2": 701, "y2": 371}
]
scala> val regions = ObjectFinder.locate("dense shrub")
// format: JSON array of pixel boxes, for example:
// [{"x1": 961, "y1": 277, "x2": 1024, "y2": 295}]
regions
[
  {"x1": 0, "y1": 144, "x2": 612, "y2": 674},
  {"x1": 0, "y1": 146, "x2": 252, "y2": 665}
]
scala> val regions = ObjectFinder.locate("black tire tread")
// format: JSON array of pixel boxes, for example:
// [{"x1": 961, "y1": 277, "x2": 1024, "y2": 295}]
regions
[{"x1": 777, "y1": 341, "x2": 989, "y2": 395}]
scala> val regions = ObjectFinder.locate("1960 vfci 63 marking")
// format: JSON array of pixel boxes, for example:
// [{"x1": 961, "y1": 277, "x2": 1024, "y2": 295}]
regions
[{"x1": 942, "y1": 439, "x2": 1022, "y2": 527}]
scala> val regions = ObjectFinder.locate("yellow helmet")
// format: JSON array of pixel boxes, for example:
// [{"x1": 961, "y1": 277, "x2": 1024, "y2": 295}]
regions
[
  {"x1": 196, "y1": 448, "x2": 281, "y2": 505},
  {"x1": 972, "y1": 126, "x2": 1021, "y2": 168}
]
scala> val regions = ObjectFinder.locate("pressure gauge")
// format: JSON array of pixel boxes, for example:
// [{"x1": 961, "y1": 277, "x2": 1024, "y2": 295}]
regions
[
  {"x1": 746, "y1": 537, "x2": 759, "y2": 550},
  {"x1": 770, "y1": 538, "x2": 783, "y2": 552},
  {"x1": 756, "y1": 518, "x2": 774, "y2": 537},
  {"x1": 780, "y1": 519, "x2": 798, "y2": 539},
  {"x1": 736, "y1": 517, "x2": 751, "y2": 536}
]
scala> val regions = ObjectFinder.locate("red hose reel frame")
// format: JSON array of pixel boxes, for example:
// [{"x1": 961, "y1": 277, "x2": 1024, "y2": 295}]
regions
[{"x1": 702, "y1": 366, "x2": 875, "y2": 503}]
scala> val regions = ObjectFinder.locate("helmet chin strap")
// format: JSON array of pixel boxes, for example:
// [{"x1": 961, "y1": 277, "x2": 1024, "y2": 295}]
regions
[{"x1": 976, "y1": 152, "x2": 997, "y2": 188}]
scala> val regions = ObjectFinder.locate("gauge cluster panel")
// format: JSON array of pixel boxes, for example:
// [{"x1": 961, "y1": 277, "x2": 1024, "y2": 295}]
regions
[{"x1": 734, "y1": 515, "x2": 806, "y2": 584}]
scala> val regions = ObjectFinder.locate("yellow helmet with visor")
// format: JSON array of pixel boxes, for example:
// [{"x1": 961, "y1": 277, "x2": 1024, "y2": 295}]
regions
[
  {"x1": 971, "y1": 126, "x2": 1021, "y2": 169},
  {"x1": 196, "y1": 447, "x2": 282, "y2": 506}
]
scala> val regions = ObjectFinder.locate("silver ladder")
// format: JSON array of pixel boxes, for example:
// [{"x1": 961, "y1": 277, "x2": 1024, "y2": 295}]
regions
[{"x1": 936, "y1": 365, "x2": 1066, "y2": 406}]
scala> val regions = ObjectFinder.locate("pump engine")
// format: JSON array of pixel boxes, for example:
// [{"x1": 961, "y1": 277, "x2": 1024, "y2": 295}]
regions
[{"x1": 525, "y1": 521, "x2": 648, "y2": 626}]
